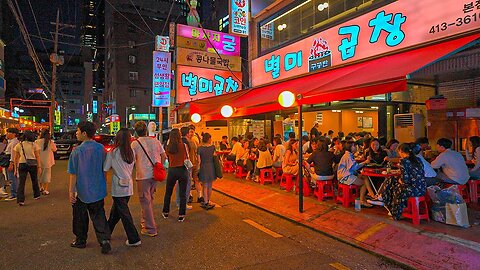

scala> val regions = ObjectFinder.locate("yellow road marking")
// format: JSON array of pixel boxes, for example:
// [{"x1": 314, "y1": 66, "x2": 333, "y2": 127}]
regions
[
  {"x1": 354, "y1": 222, "x2": 388, "y2": 242},
  {"x1": 243, "y1": 219, "x2": 283, "y2": 238},
  {"x1": 329, "y1": 262, "x2": 351, "y2": 270}
]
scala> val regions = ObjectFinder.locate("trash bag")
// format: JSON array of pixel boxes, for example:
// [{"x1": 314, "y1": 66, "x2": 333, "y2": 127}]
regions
[{"x1": 427, "y1": 185, "x2": 470, "y2": 228}]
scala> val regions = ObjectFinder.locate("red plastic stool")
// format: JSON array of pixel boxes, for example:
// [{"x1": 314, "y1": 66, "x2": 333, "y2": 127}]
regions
[
  {"x1": 222, "y1": 160, "x2": 235, "y2": 173},
  {"x1": 336, "y1": 184, "x2": 359, "y2": 207},
  {"x1": 235, "y1": 166, "x2": 248, "y2": 178},
  {"x1": 280, "y1": 174, "x2": 297, "y2": 192},
  {"x1": 402, "y1": 196, "x2": 430, "y2": 225},
  {"x1": 295, "y1": 177, "x2": 312, "y2": 196},
  {"x1": 468, "y1": 180, "x2": 480, "y2": 204},
  {"x1": 259, "y1": 168, "x2": 274, "y2": 185},
  {"x1": 274, "y1": 168, "x2": 283, "y2": 184},
  {"x1": 314, "y1": 180, "x2": 335, "y2": 201},
  {"x1": 444, "y1": 183, "x2": 470, "y2": 204}
]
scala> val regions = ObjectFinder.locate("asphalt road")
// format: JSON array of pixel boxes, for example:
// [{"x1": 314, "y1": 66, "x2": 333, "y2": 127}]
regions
[{"x1": 0, "y1": 160, "x2": 404, "y2": 270}]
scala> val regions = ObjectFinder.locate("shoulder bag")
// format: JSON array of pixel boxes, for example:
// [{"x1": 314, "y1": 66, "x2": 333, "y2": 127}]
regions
[
  {"x1": 137, "y1": 139, "x2": 166, "y2": 182},
  {"x1": 0, "y1": 144, "x2": 10, "y2": 167},
  {"x1": 184, "y1": 143, "x2": 194, "y2": 169},
  {"x1": 21, "y1": 142, "x2": 38, "y2": 167},
  {"x1": 213, "y1": 153, "x2": 223, "y2": 179}
]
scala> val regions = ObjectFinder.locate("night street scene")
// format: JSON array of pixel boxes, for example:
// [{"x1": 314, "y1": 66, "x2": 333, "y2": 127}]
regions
[{"x1": 0, "y1": 0, "x2": 479, "y2": 269}]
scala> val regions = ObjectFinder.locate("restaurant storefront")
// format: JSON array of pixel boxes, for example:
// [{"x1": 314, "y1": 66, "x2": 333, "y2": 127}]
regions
[{"x1": 187, "y1": 0, "x2": 480, "y2": 147}]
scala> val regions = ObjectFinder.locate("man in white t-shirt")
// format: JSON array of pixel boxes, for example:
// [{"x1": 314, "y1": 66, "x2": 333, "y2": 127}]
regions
[
  {"x1": 4, "y1": 128, "x2": 20, "y2": 201},
  {"x1": 131, "y1": 121, "x2": 166, "y2": 237},
  {"x1": 431, "y1": 138, "x2": 469, "y2": 185}
]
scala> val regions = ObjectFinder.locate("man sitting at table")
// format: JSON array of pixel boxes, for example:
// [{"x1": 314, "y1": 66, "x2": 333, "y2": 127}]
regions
[
  {"x1": 219, "y1": 136, "x2": 230, "y2": 151},
  {"x1": 304, "y1": 139, "x2": 341, "y2": 182},
  {"x1": 226, "y1": 137, "x2": 241, "y2": 161},
  {"x1": 430, "y1": 138, "x2": 469, "y2": 185}
]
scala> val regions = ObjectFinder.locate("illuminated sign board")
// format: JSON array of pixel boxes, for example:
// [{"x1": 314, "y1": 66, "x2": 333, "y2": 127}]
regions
[
  {"x1": 177, "y1": 36, "x2": 207, "y2": 51},
  {"x1": 230, "y1": 0, "x2": 249, "y2": 36},
  {"x1": 93, "y1": 100, "x2": 98, "y2": 114},
  {"x1": 252, "y1": 0, "x2": 480, "y2": 87},
  {"x1": 260, "y1": 22, "x2": 274, "y2": 40},
  {"x1": 176, "y1": 65, "x2": 242, "y2": 104},
  {"x1": 177, "y1": 47, "x2": 242, "y2": 72},
  {"x1": 128, "y1": 114, "x2": 156, "y2": 121},
  {"x1": 27, "y1": 88, "x2": 44, "y2": 94},
  {"x1": 155, "y1": 35, "x2": 170, "y2": 52},
  {"x1": 152, "y1": 51, "x2": 171, "y2": 107},
  {"x1": 177, "y1": 24, "x2": 241, "y2": 56}
]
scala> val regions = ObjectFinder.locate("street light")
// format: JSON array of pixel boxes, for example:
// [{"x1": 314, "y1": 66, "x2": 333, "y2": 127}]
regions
[
  {"x1": 278, "y1": 90, "x2": 304, "y2": 213},
  {"x1": 220, "y1": 105, "x2": 234, "y2": 118},
  {"x1": 191, "y1": 113, "x2": 201, "y2": 123},
  {"x1": 125, "y1": 106, "x2": 136, "y2": 127}
]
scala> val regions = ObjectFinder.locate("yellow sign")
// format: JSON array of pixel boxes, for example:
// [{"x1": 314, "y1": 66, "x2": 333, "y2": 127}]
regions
[
  {"x1": 177, "y1": 47, "x2": 242, "y2": 72},
  {"x1": 177, "y1": 36, "x2": 207, "y2": 51},
  {"x1": 54, "y1": 110, "x2": 61, "y2": 125},
  {"x1": 110, "y1": 122, "x2": 120, "y2": 134}
]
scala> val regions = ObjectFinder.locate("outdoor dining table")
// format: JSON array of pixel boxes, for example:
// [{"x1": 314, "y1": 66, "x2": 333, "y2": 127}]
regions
[{"x1": 361, "y1": 167, "x2": 401, "y2": 195}]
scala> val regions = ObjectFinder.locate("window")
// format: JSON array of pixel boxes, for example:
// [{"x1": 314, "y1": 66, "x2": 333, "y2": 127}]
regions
[
  {"x1": 129, "y1": 55, "x2": 136, "y2": 64},
  {"x1": 129, "y1": 89, "x2": 136, "y2": 97},
  {"x1": 129, "y1": 71, "x2": 138, "y2": 81},
  {"x1": 128, "y1": 40, "x2": 136, "y2": 48},
  {"x1": 72, "y1": 89, "x2": 82, "y2": 95}
]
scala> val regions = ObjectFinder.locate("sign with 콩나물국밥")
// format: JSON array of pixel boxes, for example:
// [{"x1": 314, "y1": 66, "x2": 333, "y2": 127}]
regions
[
  {"x1": 176, "y1": 65, "x2": 242, "y2": 104},
  {"x1": 152, "y1": 51, "x2": 171, "y2": 107},
  {"x1": 177, "y1": 24, "x2": 241, "y2": 56},
  {"x1": 252, "y1": 0, "x2": 480, "y2": 87},
  {"x1": 230, "y1": 0, "x2": 249, "y2": 36},
  {"x1": 177, "y1": 47, "x2": 242, "y2": 72}
]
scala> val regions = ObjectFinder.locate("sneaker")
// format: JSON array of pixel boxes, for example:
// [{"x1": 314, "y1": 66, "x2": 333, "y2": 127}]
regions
[
  {"x1": 18, "y1": 202, "x2": 25, "y2": 206},
  {"x1": 70, "y1": 240, "x2": 86, "y2": 249},
  {"x1": 140, "y1": 229, "x2": 157, "y2": 237},
  {"x1": 161, "y1": 212, "x2": 169, "y2": 219},
  {"x1": 203, "y1": 202, "x2": 215, "y2": 210},
  {"x1": 367, "y1": 199, "x2": 384, "y2": 206},
  {"x1": 100, "y1": 240, "x2": 111, "y2": 254},
  {"x1": 188, "y1": 195, "x2": 193, "y2": 203},
  {"x1": 34, "y1": 196, "x2": 40, "y2": 200},
  {"x1": 125, "y1": 240, "x2": 141, "y2": 247},
  {"x1": 178, "y1": 215, "x2": 185, "y2": 222},
  {"x1": 4, "y1": 196, "x2": 16, "y2": 201},
  {"x1": 197, "y1": 197, "x2": 204, "y2": 204}
]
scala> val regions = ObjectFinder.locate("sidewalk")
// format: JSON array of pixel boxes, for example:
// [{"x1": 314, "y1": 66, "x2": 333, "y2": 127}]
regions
[{"x1": 213, "y1": 174, "x2": 480, "y2": 270}]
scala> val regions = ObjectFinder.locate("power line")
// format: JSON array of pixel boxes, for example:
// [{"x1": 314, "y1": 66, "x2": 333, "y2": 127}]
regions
[
  {"x1": 30, "y1": 34, "x2": 154, "y2": 49},
  {"x1": 104, "y1": 0, "x2": 154, "y2": 37},
  {"x1": 128, "y1": 0, "x2": 154, "y2": 35},
  {"x1": 161, "y1": 0, "x2": 176, "y2": 36},
  {"x1": 27, "y1": 0, "x2": 49, "y2": 54}
]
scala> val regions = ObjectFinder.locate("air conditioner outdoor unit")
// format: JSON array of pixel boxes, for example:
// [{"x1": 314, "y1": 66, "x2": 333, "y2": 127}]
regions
[{"x1": 394, "y1": 113, "x2": 425, "y2": 142}]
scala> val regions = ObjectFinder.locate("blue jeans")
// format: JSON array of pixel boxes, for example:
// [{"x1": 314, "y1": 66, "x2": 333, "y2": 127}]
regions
[
  {"x1": 7, "y1": 169, "x2": 18, "y2": 197},
  {"x1": 176, "y1": 167, "x2": 191, "y2": 206}
]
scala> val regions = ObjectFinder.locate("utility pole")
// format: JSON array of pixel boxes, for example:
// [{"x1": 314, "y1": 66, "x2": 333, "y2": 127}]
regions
[{"x1": 49, "y1": 9, "x2": 75, "y2": 132}]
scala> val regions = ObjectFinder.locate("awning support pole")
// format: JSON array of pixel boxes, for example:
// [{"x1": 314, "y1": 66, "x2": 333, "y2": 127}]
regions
[{"x1": 298, "y1": 103, "x2": 303, "y2": 213}]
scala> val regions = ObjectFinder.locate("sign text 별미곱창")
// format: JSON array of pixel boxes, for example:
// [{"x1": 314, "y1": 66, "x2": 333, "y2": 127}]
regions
[
  {"x1": 177, "y1": 24, "x2": 241, "y2": 56},
  {"x1": 176, "y1": 65, "x2": 242, "y2": 104},
  {"x1": 252, "y1": 0, "x2": 480, "y2": 87}
]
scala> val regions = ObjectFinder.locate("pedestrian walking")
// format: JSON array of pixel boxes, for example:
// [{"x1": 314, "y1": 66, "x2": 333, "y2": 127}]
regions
[
  {"x1": 163, "y1": 128, "x2": 190, "y2": 222},
  {"x1": 131, "y1": 121, "x2": 167, "y2": 236},
  {"x1": 4, "y1": 128, "x2": 20, "y2": 201},
  {"x1": 0, "y1": 135, "x2": 9, "y2": 197},
  {"x1": 188, "y1": 127, "x2": 203, "y2": 203},
  {"x1": 13, "y1": 131, "x2": 41, "y2": 206},
  {"x1": 197, "y1": 133, "x2": 216, "y2": 210},
  {"x1": 175, "y1": 126, "x2": 193, "y2": 210},
  {"x1": 104, "y1": 128, "x2": 141, "y2": 247},
  {"x1": 35, "y1": 129, "x2": 57, "y2": 195},
  {"x1": 68, "y1": 121, "x2": 111, "y2": 254}
]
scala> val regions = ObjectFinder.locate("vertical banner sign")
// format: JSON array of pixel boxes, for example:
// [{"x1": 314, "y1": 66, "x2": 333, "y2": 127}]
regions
[
  {"x1": 152, "y1": 51, "x2": 171, "y2": 107},
  {"x1": 230, "y1": 0, "x2": 249, "y2": 36},
  {"x1": 155, "y1": 36, "x2": 170, "y2": 52}
]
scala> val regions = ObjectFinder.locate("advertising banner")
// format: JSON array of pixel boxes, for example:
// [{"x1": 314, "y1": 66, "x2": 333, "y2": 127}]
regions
[
  {"x1": 177, "y1": 47, "x2": 242, "y2": 72},
  {"x1": 230, "y1": 0, "x2": 249, "y2": 36},
  {"x1": 155, "y1": 36, "x2": 170, "y2": 52},
  {"x1": 152, "y1": 51, "x2": 171, "y2": 107},
  {"x1": 176, "y1": 65, "x2": 242, "y2": 104},
  {"x1": 252, "y1": 0, "x2": 480, "y2": 87},
  {"x1": 177, "y1": 24, "x2": 241, "y2": 56}
]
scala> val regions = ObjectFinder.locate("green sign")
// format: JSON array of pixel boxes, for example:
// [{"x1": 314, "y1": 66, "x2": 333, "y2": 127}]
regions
[{"x1": 129, "y1": 114, "x2": 156, "y2": 121}]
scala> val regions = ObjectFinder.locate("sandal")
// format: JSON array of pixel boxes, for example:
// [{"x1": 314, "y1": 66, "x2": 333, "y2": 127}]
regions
[{"x1": 361, "y1": 202, "x2": 373, "y2": 208}]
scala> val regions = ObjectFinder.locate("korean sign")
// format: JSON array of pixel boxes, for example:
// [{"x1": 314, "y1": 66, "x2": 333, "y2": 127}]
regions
[
  {"x1": 230, "y1": 0, "x2": 249, "y2": 36},
  {"x1": 176, "y1": 65, "x2": 242, "y2": 104},
  {"x1": 177, "y1": 36, "x2": 207, "y2": 51},
  {"x1": 155, "y1": 36, "x2": 170, "y2": 52},
  {"x1": 177, "y1": 24, "x2": 241, "y2": 56},
  {"x1": 252, "y1": 0, "x2": 480, "y2": 87},
  {"x1": 177, "y1": 47, "x2": 242, "y2": 72},
  {"x1": 152, "y1": 51, "x2": 171, "y2": 107}
]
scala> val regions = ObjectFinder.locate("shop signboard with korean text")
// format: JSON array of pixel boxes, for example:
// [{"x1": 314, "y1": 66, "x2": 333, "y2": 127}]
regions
[
  {"x1": 177, "y1": 36, "x2": 207, "y2": 51},
  {"x1": 155, "y1": 36, "x2": 170, "y2": 52},
  {"x1": 177, "y1": 47, "x2": 242, "y2": 72},
  {"x1": 229, "y1": 0, "x2": 249, "y2": 36},
  {"x1": 177, "y1": 24, "x2": 241, "y2": 56},
  {"x1": 252, "y1": 0, "x2": 480, "y2": 87},
  {"x1": 176, "y1": 65, "x2": 242, "y2": 104},
  {"x1": 152, "y1": 51, "x2": 171, "y2": 107}
]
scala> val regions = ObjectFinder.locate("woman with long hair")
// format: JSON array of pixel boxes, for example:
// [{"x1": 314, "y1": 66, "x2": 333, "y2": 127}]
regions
[
  {"x1": 163, "y1": 128, "x2": 189, "y2": 222},
  {"x1": 35, "y1": 129, "x2": 57, "y2": 195},
  {"x1": 282, "y1": 139, "x2": 299, "y2": 175},
  {"x1": 197, "y1": 133, "x2": 217, "y2": 209},
  {"x1": 13, "y1": 131, "x2": 41, "y2": 206},
  {"x1": 466, "y1": 136, "x2": 480, "y2": 178},
  {"x1": 104, "y1": 128, "x2": 141, "y2": 246},
  {"x1": 379, "y1": 143, "x2": 426, "y2": 220}
]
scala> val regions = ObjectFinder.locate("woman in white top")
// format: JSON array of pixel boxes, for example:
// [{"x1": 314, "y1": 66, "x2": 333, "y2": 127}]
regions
[
  {"x1": 35, "y1": 129, "x2": 57, "y2": 195},
  {"x1": 272, "y1": 137, "x2": 285, "y2": 168},
  {"x1": 104, "y1": 128, "x2": 141, "y2": 247},
  {"x1": 13, "y1": 131, "x2": 41, "y2": 206}
]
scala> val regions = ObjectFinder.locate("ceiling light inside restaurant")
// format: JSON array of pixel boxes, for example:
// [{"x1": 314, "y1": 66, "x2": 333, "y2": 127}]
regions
[
  {"x1": 355, "y1": 111, "x2": 364, "y2": 114},
  {"x1": 371, "y1": 106, "x2": 379, "y2": 109},
  {"x1": 318, "y1": 2, "x2": 329, "y2": 11}
]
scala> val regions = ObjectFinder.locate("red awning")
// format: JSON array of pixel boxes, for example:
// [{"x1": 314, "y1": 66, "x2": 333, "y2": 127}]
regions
[{"x1": 191, "y1": 34, "x2": 480, "y2": 120}]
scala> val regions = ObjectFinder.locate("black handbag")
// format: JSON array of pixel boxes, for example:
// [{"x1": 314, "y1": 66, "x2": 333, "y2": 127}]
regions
[
  {"x1": 213, "y1": 155, "x2": 223, "y2": 179},
  {"x1": 0, "y1": 144, "x2": 10, "y2": 167},
  {"x1": 20, "y1": 142, "x2": 38, "y2": 167}
]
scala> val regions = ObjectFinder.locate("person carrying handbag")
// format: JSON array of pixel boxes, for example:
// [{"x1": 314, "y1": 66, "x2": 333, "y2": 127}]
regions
[
  {"x1": 13, "y1": 131, "x2": 41, "y2": 206},
  {"x1": 162, "y1": 129, "x2": 190, "y2": 222}
]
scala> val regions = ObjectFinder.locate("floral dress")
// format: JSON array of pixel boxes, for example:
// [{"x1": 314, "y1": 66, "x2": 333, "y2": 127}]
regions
[{"x1": 382, "y1": 157, "x2": 427, "y2": 220}]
